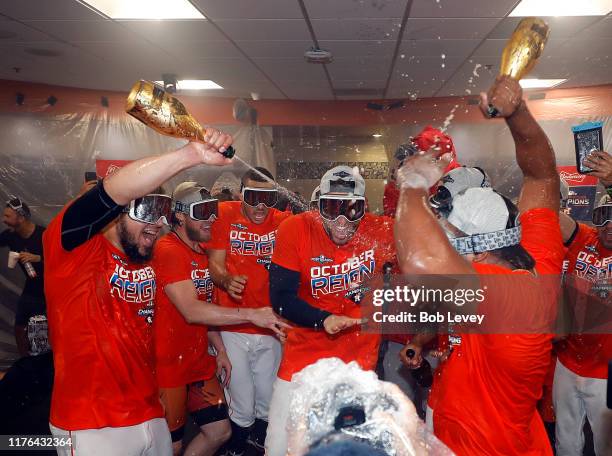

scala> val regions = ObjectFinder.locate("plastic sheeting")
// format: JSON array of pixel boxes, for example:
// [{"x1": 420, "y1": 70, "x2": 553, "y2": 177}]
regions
[{"x1": 287, "y1": 358, "x2": 454, "y2": 456}]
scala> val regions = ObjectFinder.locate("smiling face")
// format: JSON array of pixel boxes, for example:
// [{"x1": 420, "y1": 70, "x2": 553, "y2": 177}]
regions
[
  {"x1": 241, "y1": 178, "x2": 275, "y2": 225},
  {"x1": 322, "y1": 215, "x2": 360, "y2": 246},
  {"x1": 181, "y1": 212, "x2": 214, "y2": 243},
  {"x1": 117, "y1": 214, "x2": 163, "y2": 263},
  {"x1": 598, "y1": 222, "x2": 612, "y2": 250}
]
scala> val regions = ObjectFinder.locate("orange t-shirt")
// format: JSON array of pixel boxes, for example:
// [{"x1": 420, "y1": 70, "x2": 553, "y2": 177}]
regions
[
  {"x1": 207, "y1": 201, "x2": 291, "y2": 334},
  {"x1": 43, "y1": 206, "x2": 163, "y2": 430},
  {"x1": 272, "y1": 211, "x2": 396, "y2": 381},
  {"x1": 557, "y1": 223, "x2": 612, "y2": 379},
  {"x1": 433, "y1": 208, "x2": 564, "y2": 456},
  {"x1": 153, "y1": 233, "x2": 216, "y2": 388}
]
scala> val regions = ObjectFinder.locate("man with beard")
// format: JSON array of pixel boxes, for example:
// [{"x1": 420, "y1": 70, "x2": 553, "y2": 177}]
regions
[
  {"x1": 153, "y1": 182, "x2": 288, "y2": 456},
  {"x1": 207, "y1": 167, "x2": 291, "y2": 455},
  {"x1": 1, "y1": 197, "x2": 46, "y2": 355},
  {"x1": 554, "y1": 193, "x2": 612, "y2": 456},
  {"x1": 43, "y1": 133, "x2": 235, "y2": 456},
  {"x1": 394, "y1": 75, "x2": 564, "y2": 455},
  {"x1": 265, "y1": 166, "x2": 396, "y2": 456}
]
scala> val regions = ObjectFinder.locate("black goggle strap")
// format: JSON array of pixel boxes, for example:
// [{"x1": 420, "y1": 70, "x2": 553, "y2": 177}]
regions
[
  {"x1": 126, "y1": 194, "x2": 172, "y2": 225},
  {"x1": 242, "y1": 187, "x2": 278, "y2": 207},
  {"x1": 318, "y1": 196, "x2": 366, "y2": 221}
]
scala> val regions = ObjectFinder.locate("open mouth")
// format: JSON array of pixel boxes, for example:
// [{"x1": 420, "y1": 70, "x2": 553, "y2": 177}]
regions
[{"x1": 141, "y1": 229, "x2": 159, "y2": 246}]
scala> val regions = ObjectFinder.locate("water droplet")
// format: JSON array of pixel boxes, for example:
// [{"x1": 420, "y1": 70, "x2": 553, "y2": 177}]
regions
[
  {"x1": 441, "y1": 54, "x2": 446, "y2": 59},
  {"x1": 400, "y1": 54, "x2": 405, "y2": 59},
  {"x1": 441, "y1": 63, "x2": 445, "y2": 68}
]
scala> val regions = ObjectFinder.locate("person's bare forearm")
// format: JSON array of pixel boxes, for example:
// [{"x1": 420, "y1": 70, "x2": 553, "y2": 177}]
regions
[
  {"x1": 208, "y1": 253, "x2": 231, "y2": 289},
  {"x1": 208, "y1": 331, "x2": 226, "y2": 354},
  {"x1": 181, "y1": 298, "x2": 254, "y2": 326},
  {"x1": 103, "y1": 145, "x2": 200, "y2": 205},
  {"x1": 506, "y1": 102, "x2": 558, "y2": 181},
  {"x1": 395, "y1": 188, "x2": 468, "y2": 275}
]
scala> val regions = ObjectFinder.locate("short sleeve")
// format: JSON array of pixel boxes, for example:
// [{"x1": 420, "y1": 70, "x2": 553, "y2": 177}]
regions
[
  {"x1": 207, "y1": 202, "x2": 232, "y2": 250},
  {"x1": 271, "y1": 215, "x2": 303, "y2": 272},
  {"x1": 519, "y1": 208, "x2": 564, "y2": 275}
]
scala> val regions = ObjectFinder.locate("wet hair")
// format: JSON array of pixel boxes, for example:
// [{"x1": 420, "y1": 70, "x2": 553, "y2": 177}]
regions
[
  {"x1": 489, "y1": 197, "x2": 535, "y2": 271},
  {"x1": 241, "y1": 167, "x2": 275, "y2": 187}
]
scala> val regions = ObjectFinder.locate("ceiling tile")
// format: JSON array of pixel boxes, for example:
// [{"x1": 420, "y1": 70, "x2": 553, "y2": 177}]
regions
[
  {"x1": 549, "y1": 38, "x2": 612, "y2": 59},
  {"x1": 23, "y1": 20, "x2": 138, "y2": 43},
  {"x1": 411, "y1": 0, "x2": 517, "y2": 18},
  {"x1": 327, "y1": 57, "x2": 392, "y2": 80},
  {"x1": 178, "y1": 58, "x2": 270, "y2": 82},
  {"x1": 0, "y1": 19, "x2": 55, "y2": 41},
  {"x1": 405, "y1": 18, "x2": 500, "y2": 40},
  {"x1": 581, "y1": 17, "x2": 612, "y2": 38},
  {"x1": 0, "y1": 0, "x2": 104, "y2": 20},
  {"x1": 254, "y1": 58, "x2": 328, "y2": 81},
  {"x1": 435, "y1": 60, "x2": 496, "y2": 96},
  {"x1": 235, "y1": 40, "x2": 312, "y2": 59},
  {"x1": 399, "y1": 39, "x2": 480, "y2": 58},
  {"x1": 333, "y1": 80, "x2": 387, "y2": 89},
  {"x1": 312, "y1": 19, "x2": 404, "y2": 41},
  {"x1": 121, "y1": 20, "x2": 225, "y2": 43},
  {"x1": 318, "y1": 40, "x2": 396, "y2": 58},
  {"x1": 488, "y1": 16, "x2": 601, "y2": 40},
  {"x1": 214, "y1": 19, "x2": 310, "y2": 40},
  {"x1": 155, "y1": 40, "x2": 244, "y2": 60},
  {"x1": 305, "y1": 0, "x2": 408, "y2": 19},
  {"x1": 393, "y1": 56, "x2": 465, "y2": 78},
  {"x1": 193, "y1": 0, "x2": 303, "y2": 19}
]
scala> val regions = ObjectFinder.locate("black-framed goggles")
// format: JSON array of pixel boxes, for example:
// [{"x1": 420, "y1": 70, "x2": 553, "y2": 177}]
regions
[
  {"x1": 592, "y1": 205, "x2": 611, "y2": 227},
  {"x1": 242, "y1": 187, "x2": 278, "y2": 208},
  {"x1": 126, "y1": 194, "x2": 172, "y2": 225},
  {"x1": 174, "y1": 199, "x2": 218, "y2": 221},
  {"x1": 7, "y1": 196, "x2": 23, "y2": 210},
  {"x1": 319, "y1": 196, "x2": 366, "y2": 222}
]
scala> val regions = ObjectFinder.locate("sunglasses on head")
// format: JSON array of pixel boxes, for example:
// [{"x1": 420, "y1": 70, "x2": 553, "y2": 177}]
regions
[
  {"x1": 242, "y1": 187, "x2": 278, "y2": 208},
  {"x1": 592, "y1": 205, "x2": 611, "y2": 227},
  {"x1": 126, "y1": 194, "x2": 172, "y2": 225},
  {"x1": 7, "y1": 196, "x2": 23, "y2": 210},
  {"x1": 319, "y1": 195, "x2": 366, "y2": 222},
  {"x1": 175, "y1": 198, "x2": 218, "y2": 221}
]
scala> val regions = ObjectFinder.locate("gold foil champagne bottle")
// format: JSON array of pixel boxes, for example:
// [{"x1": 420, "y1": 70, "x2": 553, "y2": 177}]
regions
[
  {"x1": 125, "y1": 80, "x2": 235, "y2": 158},
  {"x1": 487, "y1": 17, "x2": 550, "y2": 117}
]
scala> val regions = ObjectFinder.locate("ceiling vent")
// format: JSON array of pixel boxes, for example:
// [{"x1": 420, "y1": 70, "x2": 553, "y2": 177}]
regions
[{"x1": 304, "y1": 47, "x2": 333, "y2": 64}]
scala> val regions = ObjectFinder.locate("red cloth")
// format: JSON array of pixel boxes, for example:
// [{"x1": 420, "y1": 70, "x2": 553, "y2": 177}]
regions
[
  {"x1": 383, "y1": 181, "x2": 400, "y2": 217},
  {"x1": 413, "y1": 125, "x2": 460, "y2": 173},
  {"x1": 433, "y1": 208, "x2": 564, "y2": 456},
  {"x1": 272, "y1": 212, "x2": 396, "y2": 381},
  {"x1": 43, "y1": 205, "x2": 163, "y2": 430},
  {"x1": 557, "y1": 223, "x2": 612, "y2": 379},
  {"x1": 207, "y1": 201, "x2": 290, "y2": 334},
  {"x1": 153, "y1": 233, "x2": 216, "y2": 388}
]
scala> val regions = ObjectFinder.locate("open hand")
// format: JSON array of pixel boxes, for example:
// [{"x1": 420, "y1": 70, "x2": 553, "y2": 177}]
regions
[
  {"x1": 323, "y1": 315, "x2": 365, "y2": 335},
  {"x1": 583, "y1": 150, "x2": 612, "y2": 186}
]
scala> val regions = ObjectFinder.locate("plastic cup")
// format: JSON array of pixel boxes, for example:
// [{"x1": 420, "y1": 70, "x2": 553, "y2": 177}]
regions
[{"x1": 8, "y1": 251, "x2": 19, "y2": 269}]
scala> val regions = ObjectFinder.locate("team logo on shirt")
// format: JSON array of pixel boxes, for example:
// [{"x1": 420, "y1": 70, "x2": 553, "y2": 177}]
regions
[
  {"x1": 231, "y1": 223, "x2": 248, "y2": 230},
  {"x1": 191, "y1": 267, "x2": 214, "y2": 302},
  {"x1": 230, "y1": 229, "x2": 276, "y2": 258},
  {"x1": 311, "y1": 254, "x2": 333, "y2": 264},
  {"x1": 310, "y1": 249, "x2": 376, "y2": 299},
  {"x1": 109, "y1": 263, "x2": 156, "y2": 324},
  {"x1": 570, "y1": 248, "x2": 611, "y2": 282}
]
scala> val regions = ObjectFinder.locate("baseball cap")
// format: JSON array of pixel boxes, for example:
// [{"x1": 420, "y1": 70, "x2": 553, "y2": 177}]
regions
[
  {"x1": 319, "y1": 166, "x2": 365, "y2": 198},
  {"x1": 446, "y1": 187, "x2": 523, "y2": 255},
  {"x1": 173, "y1": 182, "x2": 213, "y2": 206},
  {"x1": 430, "y1": 166, "x2": 490, "y2": 211}
]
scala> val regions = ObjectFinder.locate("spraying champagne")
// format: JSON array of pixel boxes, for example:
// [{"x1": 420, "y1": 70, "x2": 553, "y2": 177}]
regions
[
  {"x1": 487, "y1": 17, "x2": 549, "y2": 118},
  {"x1": 125, "y1": 80, "x2": 235, "y2": 158}
]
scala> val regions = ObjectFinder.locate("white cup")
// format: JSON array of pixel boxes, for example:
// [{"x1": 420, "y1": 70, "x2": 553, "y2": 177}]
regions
[{"x1": 8, "y1": 251, "x2": 20, "y2": 269}]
